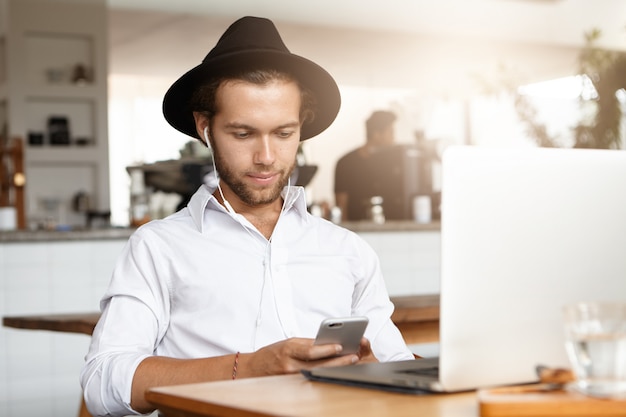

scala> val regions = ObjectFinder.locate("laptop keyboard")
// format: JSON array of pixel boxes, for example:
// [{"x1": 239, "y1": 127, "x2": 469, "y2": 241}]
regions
[{"x1": 398, "y1": 366, "x2": 440, "y2": 378}]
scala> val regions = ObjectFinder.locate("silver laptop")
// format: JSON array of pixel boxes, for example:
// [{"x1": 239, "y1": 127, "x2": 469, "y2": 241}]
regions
[{"x1": 306, "y1": 145, "x2": 626, "y2": 393}]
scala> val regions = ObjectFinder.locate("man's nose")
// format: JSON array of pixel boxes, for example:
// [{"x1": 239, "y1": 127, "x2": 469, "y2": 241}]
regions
[{"x1": 254, "y1": 136, "x2": 276, "y2": 165}]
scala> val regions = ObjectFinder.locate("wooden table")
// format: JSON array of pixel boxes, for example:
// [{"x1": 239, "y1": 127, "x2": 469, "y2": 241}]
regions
[
  {"x1": 2, "y1": 312, "x2": 100, "y2": 336},
  {"x1": 146, "y1": 373, "x2": 477, "y2": 417}
]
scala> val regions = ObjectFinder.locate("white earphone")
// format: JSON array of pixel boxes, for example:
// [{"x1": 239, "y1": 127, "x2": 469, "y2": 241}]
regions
[
  {"x1": 204, "y1": 126, "x2": 236, "y2": 215},
  {"x1": 203, "y1": 126, "x2": 211, "y2": 149}
]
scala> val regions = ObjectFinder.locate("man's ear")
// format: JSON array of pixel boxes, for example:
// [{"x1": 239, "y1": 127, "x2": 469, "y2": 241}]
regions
[
  {"x1": 193, "y1": 112, "x2": 210, "y2": 147},
  {"x1": 193, "y1": 111, "x2": 209, "y2": 137}
]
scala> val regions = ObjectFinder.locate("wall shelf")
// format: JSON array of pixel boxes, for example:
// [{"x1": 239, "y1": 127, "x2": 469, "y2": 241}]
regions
[
  {"x1": 24, "y1": 85, "x2": 100, "y2": 99},
  {"x1": 25, "y1": 97, "x2": 96, "y2": 146},
  {"x1": 25, "y1": 146, "x2": 101, "y2": 163},
  {"x1": 1, "y1": 0, "x2": 109, "y2": 229},
  {"x1": 25, "y1": 31, "x2": 94, "y2": 87}
]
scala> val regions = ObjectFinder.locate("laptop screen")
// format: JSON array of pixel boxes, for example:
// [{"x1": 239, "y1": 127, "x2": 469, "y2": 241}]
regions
[{"x1": 438, "y1": 146, "x2": 626, "y2": 391}]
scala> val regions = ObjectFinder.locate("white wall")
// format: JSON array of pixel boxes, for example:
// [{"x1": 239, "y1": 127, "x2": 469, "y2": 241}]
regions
[{"x1": 0, "y1": 239, "x2": 126, "y2": 417}]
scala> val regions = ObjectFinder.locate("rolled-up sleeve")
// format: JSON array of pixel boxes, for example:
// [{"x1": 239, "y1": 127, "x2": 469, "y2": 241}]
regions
[
  {"x1": 80, "y1": 347, "x2": 150, "y2": 416},
  {"x1": 80, "y1": 229, "x2": 171, "y2": 416}
]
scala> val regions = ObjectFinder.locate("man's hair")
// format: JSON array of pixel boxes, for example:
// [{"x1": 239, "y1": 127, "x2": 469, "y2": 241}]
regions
[
  {"x1": 366, "y1": 110, "x2": 396, "y2": 142},
  {"x1": 189, "y1": 68, "x2": 317, "y2": 133}
]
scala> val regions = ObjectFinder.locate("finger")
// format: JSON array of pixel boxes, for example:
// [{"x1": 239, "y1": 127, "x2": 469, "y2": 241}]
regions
[
  {"x1": 357, "y1": 337, "x2": 378, "y2": 363},
  {"x1": 301, "y1": 353, "x2": 359, "y2": 370},
  {"x1": 306, "y1": 343, "x2": 343, "y2": 360},
  {"x1": 360, "y1": 337, "x2": 370, "y2": 348},
  {"x1": 285, "y1": 338, "x2": 341, "y2": 362},
  {"x1": 358, "y1": 337, "x2": 371, "y2": 357}
]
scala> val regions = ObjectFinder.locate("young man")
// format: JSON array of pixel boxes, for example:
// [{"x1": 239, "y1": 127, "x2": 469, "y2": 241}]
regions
[{"x1": 81, "y1": 17, "x2": 413, "y2": 417}]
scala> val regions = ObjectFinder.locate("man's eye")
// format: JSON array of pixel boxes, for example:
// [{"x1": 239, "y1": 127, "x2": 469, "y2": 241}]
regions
[
  {"x1": 235, "y1": 131, "x2": 250, "y2": 139},
  {"x1": 277, "y1": 131, "x2": 294, "y2": 138}
]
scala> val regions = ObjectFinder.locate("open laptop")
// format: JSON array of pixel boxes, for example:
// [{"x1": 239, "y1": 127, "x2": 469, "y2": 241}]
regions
[{"x1": 305, "y1": 145, "x2": 626, "y2": 393}]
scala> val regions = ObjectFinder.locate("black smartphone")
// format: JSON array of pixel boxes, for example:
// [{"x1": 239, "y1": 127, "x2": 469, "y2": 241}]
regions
[{"x1": 313, "y1": 316, "x2": 369, "y2": 355}]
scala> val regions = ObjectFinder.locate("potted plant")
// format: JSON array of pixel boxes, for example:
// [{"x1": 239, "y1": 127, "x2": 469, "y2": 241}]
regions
[{"x1": 516, "y1": 29, "x2": 626, "y2": 149}]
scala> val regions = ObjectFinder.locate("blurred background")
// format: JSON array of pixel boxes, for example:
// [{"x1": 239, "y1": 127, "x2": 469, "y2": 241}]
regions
[{"x1": 105, "y1": 0, "x2": 626, "y2": 226}]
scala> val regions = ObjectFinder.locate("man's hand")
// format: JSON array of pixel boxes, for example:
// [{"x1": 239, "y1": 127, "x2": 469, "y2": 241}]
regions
[
  {"x1": 131, "y1": 337, "x2": 378, "y2": 412},
  {"x1": 356, "y1": 337, "x2": 378, "y2": 363},
  {"x1": 237, "y1": 337, "x2": 378, "y2": 378}
]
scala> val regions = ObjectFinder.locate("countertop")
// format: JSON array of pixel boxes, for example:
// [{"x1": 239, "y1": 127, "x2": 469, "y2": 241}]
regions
[
  {"x1": 0, "y1": 227, "x2": 135, "y2": 243},
  {"x1": 341, "y1": 220, "x2": 440, "y2": 233},
  {"x1": 0, "y1": 221, "x2": 440, "y2": 243}
]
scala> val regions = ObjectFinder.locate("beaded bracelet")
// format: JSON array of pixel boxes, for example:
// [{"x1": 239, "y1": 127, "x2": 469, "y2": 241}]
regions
[{"x1": 232, "y1": 351, "x2": 240, "y2": 380}]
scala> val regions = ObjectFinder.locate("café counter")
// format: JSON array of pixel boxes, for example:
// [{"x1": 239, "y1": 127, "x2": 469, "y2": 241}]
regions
[
  {"x1": 0, "y1": 227, "x2": 135, "y2": 242},
  {"x1": 0, "y1": 220, "x2": 439, "y2": 242},
  {"x1": 0, "y1": 220, "x2": 441, "y2": 296},
  {"x1": 1, "y1": 220, "x2": 441, "y2": 295}
]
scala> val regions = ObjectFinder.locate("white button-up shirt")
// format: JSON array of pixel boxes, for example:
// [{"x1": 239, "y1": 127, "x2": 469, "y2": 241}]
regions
[{"x1": 81, "y1": 184, "x2": 414, "y2": 416}]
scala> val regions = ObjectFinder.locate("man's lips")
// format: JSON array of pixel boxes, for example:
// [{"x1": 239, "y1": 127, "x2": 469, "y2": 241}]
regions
[{"x1": 248, "y1": 171, "x2": 279, "y2": 184}]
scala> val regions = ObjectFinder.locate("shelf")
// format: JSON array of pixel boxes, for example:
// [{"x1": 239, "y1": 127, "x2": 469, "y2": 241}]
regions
[
  {"x1": 25, "y1": 32, "x2": 94, "y2": 86},
  {"x1": 2, "y1": 0, "x2": 110, "y2": 221},
  {"x1": 25, "y1": 97, "x2": 96, "y2": 146},
  {"x1": 25, "y1": 145, "x2": 101, "y2": 163},
  {"x1": 25, "y1": 85, "x2": 100, "y2": 100}
]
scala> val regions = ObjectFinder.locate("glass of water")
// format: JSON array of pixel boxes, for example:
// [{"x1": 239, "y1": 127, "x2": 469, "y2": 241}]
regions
[{"x1": 563, "y1": 301, "x2": 626, "y2": 398}]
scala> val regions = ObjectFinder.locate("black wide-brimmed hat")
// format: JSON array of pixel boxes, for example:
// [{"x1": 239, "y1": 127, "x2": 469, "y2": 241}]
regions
[{"x1": 163, "y1": 16, "x2": 341, "y2": 141}]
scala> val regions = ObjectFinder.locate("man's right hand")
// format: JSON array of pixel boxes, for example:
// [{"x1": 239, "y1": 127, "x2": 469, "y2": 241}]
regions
[{"x1": 237, "y1": 337, "x2": 362, "y2": 377}]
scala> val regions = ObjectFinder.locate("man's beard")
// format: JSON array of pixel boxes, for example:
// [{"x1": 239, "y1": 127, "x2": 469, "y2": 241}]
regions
[{"x1": 212, "y1": 148, "x2": 295, "y2": 206}]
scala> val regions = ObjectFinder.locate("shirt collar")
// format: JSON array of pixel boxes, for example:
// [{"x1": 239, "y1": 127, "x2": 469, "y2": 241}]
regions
[{"x1": 187, "y1": 184, "x2": 310, "y2": 233}]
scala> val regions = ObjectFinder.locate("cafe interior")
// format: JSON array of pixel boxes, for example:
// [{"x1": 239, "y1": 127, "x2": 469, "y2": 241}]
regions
[{"x1": 1, "y1": 0, "x2": 625, "y2": 416}]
